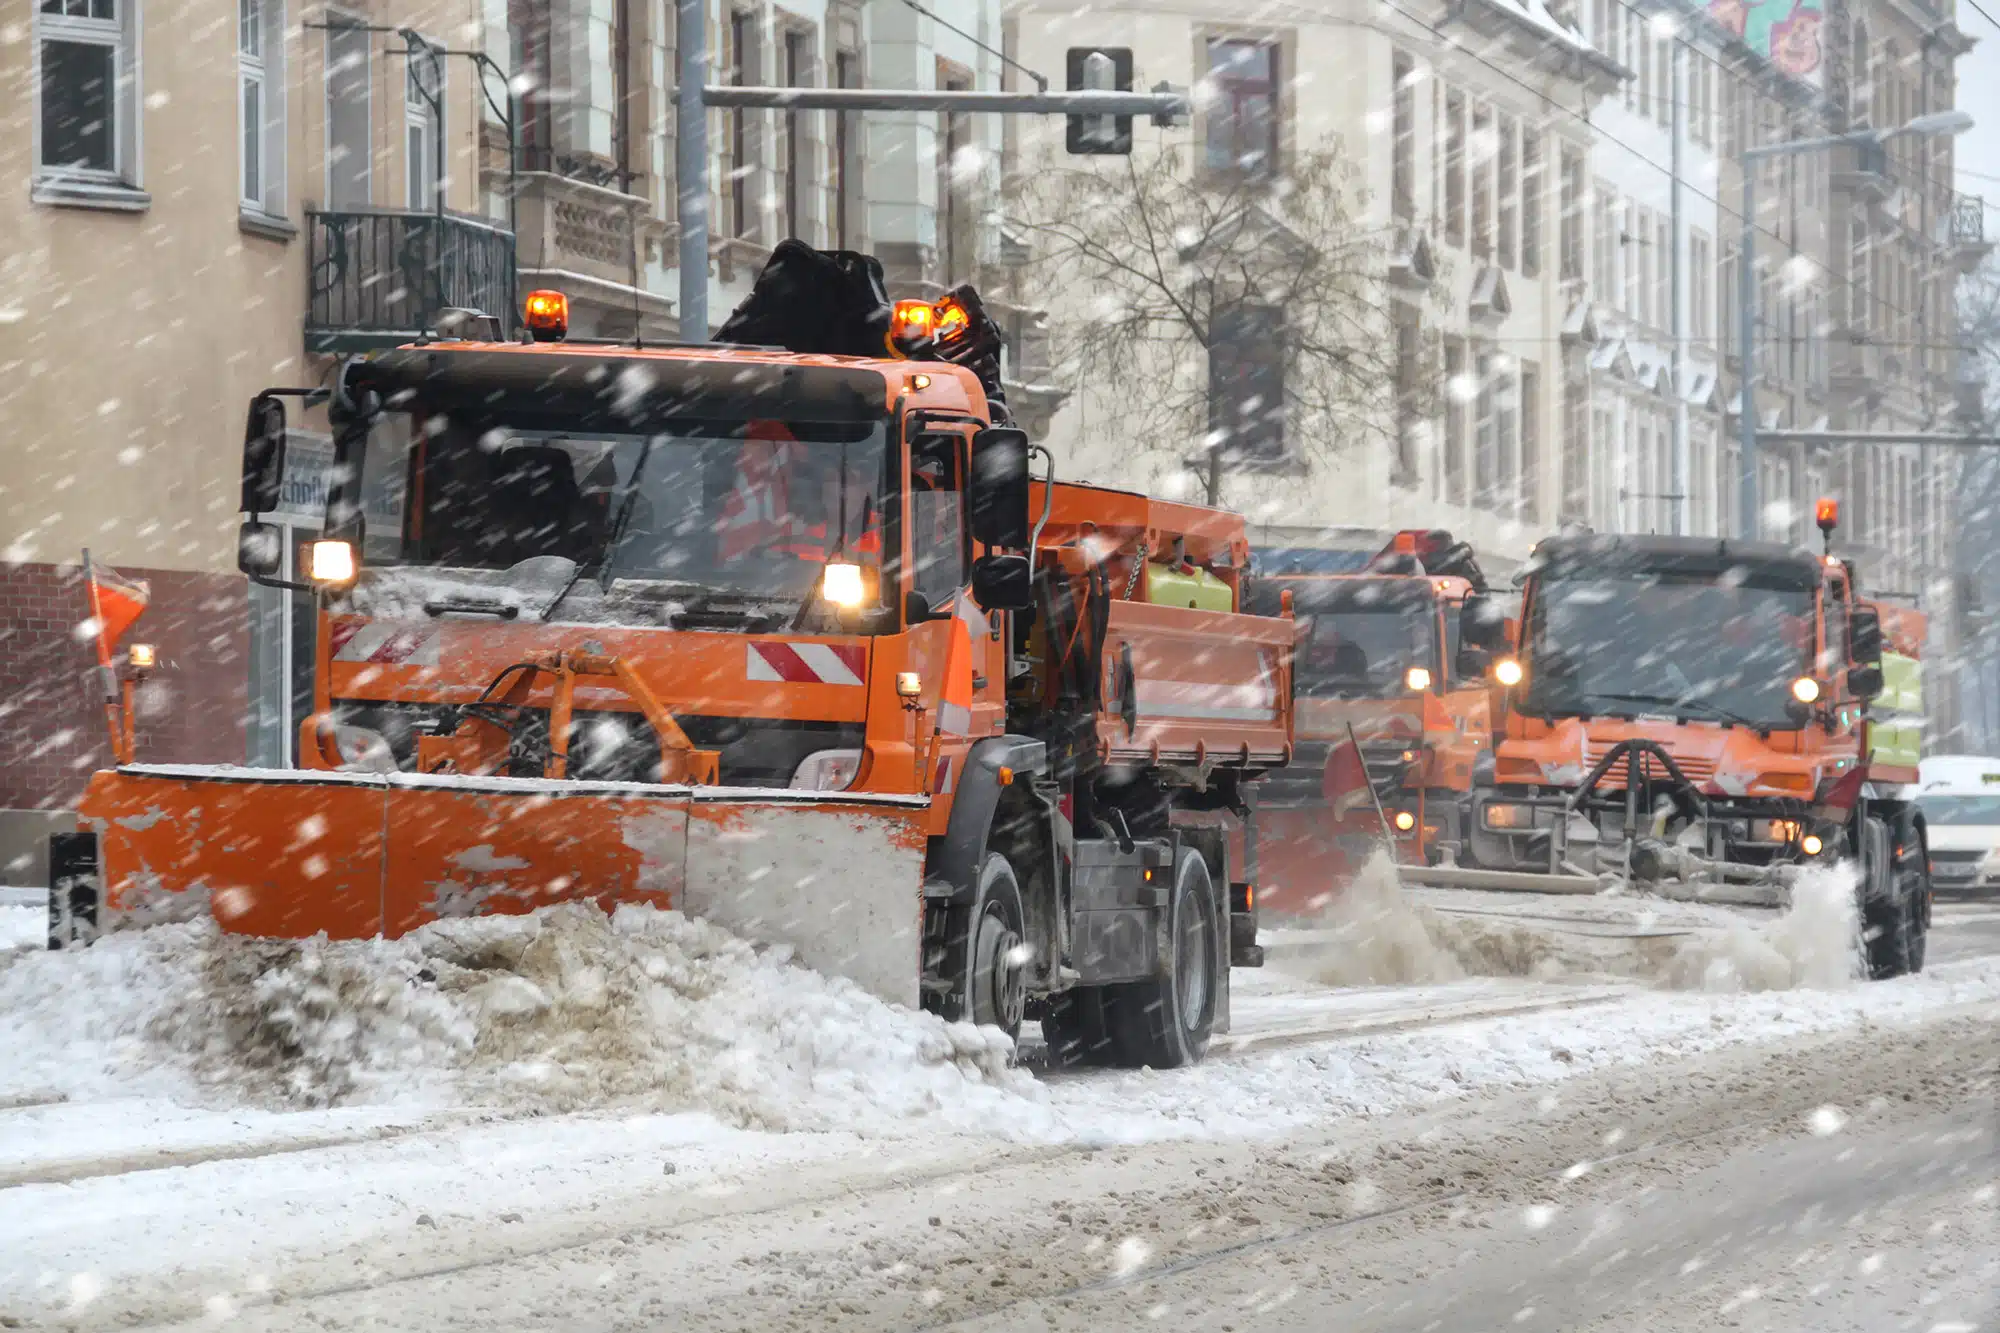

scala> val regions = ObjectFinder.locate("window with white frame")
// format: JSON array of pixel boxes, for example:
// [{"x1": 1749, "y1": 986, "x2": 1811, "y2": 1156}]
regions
[
  {"x1": 325, "y1": 17, "x2": 371, "y2": 207},
  {"x1": 238, "y1": 0, "x2": 286, "y2": 216},
  {"x1": 36, "y1": 0, "x2": 139, "y2": 189},
  {"x1": 405, "y1": 44, "x2": 444, "y2": 210}
]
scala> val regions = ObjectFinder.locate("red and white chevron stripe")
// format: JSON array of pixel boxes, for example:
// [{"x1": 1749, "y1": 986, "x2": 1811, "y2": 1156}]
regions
[
  {"x1": 330, "y1": 622, "x2": 441, "y2": 666},
  {"x1": 746, "y1": 641, "x2": 867, "y2": 686}
]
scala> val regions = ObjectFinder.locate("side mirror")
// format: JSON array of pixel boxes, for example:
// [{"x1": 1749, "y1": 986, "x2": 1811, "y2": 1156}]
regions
[
  {"x1": 903, "y1": 589, "x2": 950, "y2": 625},
  {"x1": 1460, "y1": 592, "x2": 1508, "y2": 650},
  {"x1": 241, "y1": 394, "x2": 288, "y2": 516},
  {"x1": 238, "y1": 520, "x2": 284, "y2": 579},
  {"x1": 970, "y1": 553, "x2": 1033, "y2": 612},
  {"x1": 1455, "y1": 645, "x2": 1492, "y2": 679},
  {"x1": 1847, "y1": 663, "x2": 1884, "y2": 700},
  {"x1": 969, "y1": 426, "x2": 1031, "y2": 550},
  {"x1": 1850, "y1": 606, "x2": 1883, "y2": 664}
]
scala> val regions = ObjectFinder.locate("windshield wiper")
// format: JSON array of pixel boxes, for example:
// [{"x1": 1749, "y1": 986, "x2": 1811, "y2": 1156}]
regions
[
  {"x1": 426, "y1": 595, "x2": 520, "y2": 620},
  {"x1": 1583, "y1": 691, "x2": 1764, "y2": 729},
  {"x1": 538, "y1": 561, "x2": 592, "y2": 622}
]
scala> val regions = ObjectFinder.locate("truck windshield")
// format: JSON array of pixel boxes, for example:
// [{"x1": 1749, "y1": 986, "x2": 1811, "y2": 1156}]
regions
[
  {"x1": 350, "y1": 409, "x2": 887, "y2": 606},
  {"x1": 1525, "y1": 572, "x2": 1814, "y2": 725},
  {"x1": 1290, "y1": 585, "x2": 1435, "y2": 698},
  {"x1": 1916, "y1": 794, "x2": 2000, "y2": 825}
]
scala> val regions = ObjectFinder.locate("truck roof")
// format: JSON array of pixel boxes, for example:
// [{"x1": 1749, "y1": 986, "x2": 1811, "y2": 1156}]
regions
[
  {"x1": 1527, "y1": 532, "x2": 1824, "y2": 590},
  {"x1": 349, "y1": 343, "x2": 982, "y2": 425}
]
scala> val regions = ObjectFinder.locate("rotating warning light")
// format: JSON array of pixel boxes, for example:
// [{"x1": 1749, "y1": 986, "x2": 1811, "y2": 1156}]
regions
[
  {"x1": 1494, "y1": 657, "x2": 1524, "y2": 687},
  {"x1": 1404, "y1": 665, "x2": 1433, "y2": 692},
  {"x1": 309, "y1": 539, "x2": 357, "y2": 586},
  {"x1": 822, "y1": 561, "x2": 866, "y2": 609},
  {"x1": 524, "y1": 289, "x2": 569, "y2": 341},
  {"x1": 1791, "y1": 676, "x2": 1822, "y2": 704},
  {"x1": 888, "y1": 299, "x2": 935, "y2": 354},
  {"x1": 1815, "y1": 497, "x2": 1839, "y2": 533},
  {"x1": 933, "y1": 295, "x2": 972, "y2": 344}
]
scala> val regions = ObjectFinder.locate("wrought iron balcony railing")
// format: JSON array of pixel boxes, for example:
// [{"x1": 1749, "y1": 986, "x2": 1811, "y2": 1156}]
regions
[{"x1": 306, "y1": 209, "x2": 517, "y2": 353}]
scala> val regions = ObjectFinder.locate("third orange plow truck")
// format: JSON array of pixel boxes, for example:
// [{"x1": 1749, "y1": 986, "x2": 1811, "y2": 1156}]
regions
[{"x1": 49, "y1": 243, "x2": 1290, "y2": 1066}]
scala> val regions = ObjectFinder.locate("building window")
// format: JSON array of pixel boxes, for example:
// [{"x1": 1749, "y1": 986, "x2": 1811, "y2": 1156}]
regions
[
  {"x1": 1498, "y1": 114, "x2": 1517, "y2": 271},
  {"x1": 1209, "y1": 304, "x2": 1286, "y2": 462},
  {"x1": 238, "y1": 0, "x2": 285, "y2": 217},
  {"x1": 326, "y1": 18, "x2": 370, "y2": 207},
  {"x1": 1654, "y1": 37, "x2": 1671, "y2": 130},
  {"x1": 1394, "y1": 302, "x2": 1421, "y2": 483},
  {"x1": 1690, "y1": 229, "x2": 1712, "y2": 341},
  {"x1": 404, "y1": 45, "x2": 443, "y2": 210},
  {"x1": 1443, "y1": 88, "x2": 1465, "y2": 248},
  {"x1": 1520, "y1": 361, "x2": 1540, "y2": 522},
  {"x1": 1562, "y1": 370, "x2": 1589, "y2": 521},
  {"x1": 1624, "y1": 203, "x2": 1641, "y2": 318},
  {"x1": 1392, "y1": 51, "x2": 1415, "y2": 222},
  {"x1": 729, "y1": 10, "x2": 753, "y2": 238},
  {"x1": 1443, "y1": 337, "x2": 1467, "y2": 504},
  {"x1": 1521, "y1": 129, "x2": 1542, "y2": 278},
  {"x1": 1471, "y1": 103, "x2": 1492, "y2": 259},
  {"x1": 937, "y1": 60, "x2": 974, "y2": 283},
  {"x1": 1559, "y1": 150, "x2": 1583, "y2": 282},
  {"x1": 1593, "y1": 184, "x2": 1616, "y2": 302},
  {"x1": 833, "y1": 47, "x2": 858, "y2": 249},
  {"x1": 36, "y1": 0, "x2": 139, "y2": 188},
  {"x1": 783, "y1": 28, "x2": 810, "y2": 240},
  {"x1": 1655, "y1": 216, "x2": 1670, "y2": 332},
  {"x1": 1205, "y1": 38, "x2": 1280, "y2": 179},
  {"x1": 1474, "y1": 346, "x2": 1498, "y2": 507}
]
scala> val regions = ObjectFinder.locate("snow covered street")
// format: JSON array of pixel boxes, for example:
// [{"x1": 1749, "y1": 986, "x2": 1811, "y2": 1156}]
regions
[{"x1": 3, "y1": 889, "x2": 1998, "y2": 1331}]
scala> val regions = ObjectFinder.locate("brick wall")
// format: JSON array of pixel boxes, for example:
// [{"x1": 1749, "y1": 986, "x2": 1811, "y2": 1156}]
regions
[{"x1": 0, "y1": 562, "x2": 248, "y2": 811}]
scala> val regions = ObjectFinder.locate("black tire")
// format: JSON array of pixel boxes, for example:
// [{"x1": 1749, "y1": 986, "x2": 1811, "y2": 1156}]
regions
[
  {"x1": 1102, "y1": 848, "x2": 1219, "y2": 1069},
  {"x1": 1860, "y1": 815, "x2": 1919, "y2": 980},
  {"x1": 929, "y1": 853, "x2": 1029, "y2": 1041}
]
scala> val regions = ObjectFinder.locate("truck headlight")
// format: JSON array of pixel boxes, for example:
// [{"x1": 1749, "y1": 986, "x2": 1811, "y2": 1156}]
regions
[
  {"x1": 309, "y1": 539, "x2": 357, "y2": 586},
  {"x1": 329, "y1": 724, "x2": 397, "y2": 773},
  {"x1": 1482, "y1": 802, "x2": 1533, "y2": 829},
  {"x1": 790, "y1": 748, "x2": 863, "y2": 791}
]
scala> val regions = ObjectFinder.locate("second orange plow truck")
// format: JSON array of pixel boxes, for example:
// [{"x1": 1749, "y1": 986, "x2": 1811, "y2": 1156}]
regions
[
  {"x1": 1243, "y1": 530, "x2": 1510, "y2": 917},
  {"x1": 1406, "y1": 508, "x2": 1931, "y2": 979},
  {"x1": 49, "y1": 243, "x2": 1291, "y2": 1068}
]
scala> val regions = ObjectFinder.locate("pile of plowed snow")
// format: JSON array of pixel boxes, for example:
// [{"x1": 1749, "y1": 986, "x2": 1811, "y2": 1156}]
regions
[
  {"x1": 1274, "y1": 852, "x2": 1862, "y2": 992},
  {"x1": 0, "y1": 904, "x2": 1045, "y2": 1132}
]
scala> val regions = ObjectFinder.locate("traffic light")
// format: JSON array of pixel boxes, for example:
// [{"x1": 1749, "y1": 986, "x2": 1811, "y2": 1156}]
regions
[{"x1": 1066, "y1": 47, "x2": 1133, "y2": 155}]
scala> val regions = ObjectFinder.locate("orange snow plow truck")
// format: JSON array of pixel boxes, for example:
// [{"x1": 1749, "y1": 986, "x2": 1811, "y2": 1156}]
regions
[
  {"x1": 1413, "y1": 510, "x2": 1931, "y2": 978},
  {"x1": 49, "y1": 244, "x2": 1289, "y2": 1066},
  {"x1": 1242, "y1": 531, "x2": 1509, "y2": 916}
]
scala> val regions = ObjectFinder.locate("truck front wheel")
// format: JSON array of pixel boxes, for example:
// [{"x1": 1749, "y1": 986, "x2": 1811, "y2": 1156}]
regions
[{"x1": 930, "y1": 852, "x2": 1028, "y2": 1041}]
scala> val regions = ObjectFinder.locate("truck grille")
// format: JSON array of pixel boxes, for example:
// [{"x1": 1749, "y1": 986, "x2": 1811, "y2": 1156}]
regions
[{"x1": 1584, "y1": 745, "x2": 1716, "y2": 786}]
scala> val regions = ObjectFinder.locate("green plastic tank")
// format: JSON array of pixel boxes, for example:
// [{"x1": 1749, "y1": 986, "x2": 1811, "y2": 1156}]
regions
[
  {"x1": 1867, "y1": 650, "x2": 1924, "y2": 772},
  {"x1": 1146, "y1": 562, "x2": 1233, "y2": 612}
]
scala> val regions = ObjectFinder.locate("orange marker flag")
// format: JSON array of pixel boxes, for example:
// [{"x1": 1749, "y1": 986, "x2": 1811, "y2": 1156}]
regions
[{"x1": 83, "y1": 549, "x2": 150, "y2": 670}]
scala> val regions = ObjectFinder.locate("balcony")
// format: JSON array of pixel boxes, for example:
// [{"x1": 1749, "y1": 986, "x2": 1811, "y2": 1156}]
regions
[
  {"x1": 306, "y1": 210, "x2": 516, "y2": 354},
  {"x1": 512, "y1": 172, "x2": 675, "y2": 335},
  {"x1": 1947, "y1": 194, "x2": 1992, "y2": 274}
]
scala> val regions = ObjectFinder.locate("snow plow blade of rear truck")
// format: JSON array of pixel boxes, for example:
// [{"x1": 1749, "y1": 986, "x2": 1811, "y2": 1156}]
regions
[{"x1": 59, "y1": 764, "x2": 932, "y2": 1008}]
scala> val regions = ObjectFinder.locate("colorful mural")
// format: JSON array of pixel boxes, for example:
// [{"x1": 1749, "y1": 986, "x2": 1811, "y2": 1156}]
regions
[{"x1": 1708, "y1": 0, "x2": 1824, "y2": 84}]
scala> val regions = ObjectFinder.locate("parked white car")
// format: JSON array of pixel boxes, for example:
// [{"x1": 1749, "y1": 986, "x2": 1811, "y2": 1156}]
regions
[{"x1": 1916, "y1": 755, "x2": 2000, "y2": 893}]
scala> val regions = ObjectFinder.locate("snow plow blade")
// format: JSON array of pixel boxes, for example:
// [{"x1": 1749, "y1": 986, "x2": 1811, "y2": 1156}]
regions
[
  {"x1": 65, "y1": 764, "x2": 931, "y2": 1008},
  {"x1": 1395, "y1": 862, "x2": 1792, "y2": 909}
]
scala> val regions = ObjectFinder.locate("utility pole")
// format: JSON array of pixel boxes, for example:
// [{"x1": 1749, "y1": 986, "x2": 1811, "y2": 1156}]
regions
[{"x1": 670, "y1": 6, "x2": 1188, "y2": 342}]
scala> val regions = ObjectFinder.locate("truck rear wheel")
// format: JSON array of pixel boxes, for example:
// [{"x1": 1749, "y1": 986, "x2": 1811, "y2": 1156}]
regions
[
  {"x1": 1865, "y1": 818, "x2": 1929, "y2": 980},
  {"x1": 930, "y1": 853, "x2": 1028, "y2": 1041},
  {"x1": 1102, "y1": 848, "x2": 1219, "y2": 1069}
]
